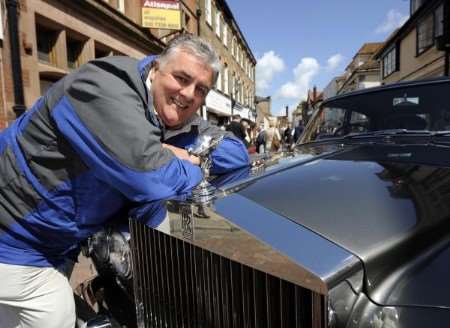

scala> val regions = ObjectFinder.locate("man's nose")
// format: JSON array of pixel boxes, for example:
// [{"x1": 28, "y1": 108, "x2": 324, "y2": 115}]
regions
[{"x1": 180, "y1": 82, "x2": 195, "y2": 99}]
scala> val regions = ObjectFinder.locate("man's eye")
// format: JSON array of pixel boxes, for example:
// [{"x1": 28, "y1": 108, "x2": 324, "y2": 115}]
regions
[
  {"x1": 197, "y1": 87, "x2": 209, "y2": 97},
  {"x1": 174, "y1": 75, "x2": 188, "y2": 84}
]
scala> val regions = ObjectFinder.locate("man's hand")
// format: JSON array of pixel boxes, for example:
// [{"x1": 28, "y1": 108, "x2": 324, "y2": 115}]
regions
[{"x1": 162, "y1": 144, "x2": 200, "y2": 165}]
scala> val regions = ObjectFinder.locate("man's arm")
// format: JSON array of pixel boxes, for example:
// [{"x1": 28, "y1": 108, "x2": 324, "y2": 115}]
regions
[
  {"x1": 50, "y1": 57, "x2": 202, "y2": 202},
  {"x1": 162, "y1": 143, "x2": 200, "y2": 165}
]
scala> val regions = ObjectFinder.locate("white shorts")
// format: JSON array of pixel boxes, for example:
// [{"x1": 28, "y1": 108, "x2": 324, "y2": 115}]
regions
[{"x1": 0, "y1": 263, "x2": 75, "y2": 328}]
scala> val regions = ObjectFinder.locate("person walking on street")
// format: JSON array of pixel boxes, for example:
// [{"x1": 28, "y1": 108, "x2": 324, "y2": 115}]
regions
[
  {"x1": 265, "y1": 119, "x2": 281, "y2": 152},
  {"x1": 255, "y1": 126, "x2": 266, "y2": 153},
  {"x1": 283, "y1": 123, "x2": 293, "y2": 149},
  {"x1": 0, "y1": 34, "x2": 249, "y2": 328},
  {"x1": 226, "y1": 114, "x2": 248, "y2": 146},
  {"x1": 293, "y1": 120, "x2": 305, "y2": 143}
]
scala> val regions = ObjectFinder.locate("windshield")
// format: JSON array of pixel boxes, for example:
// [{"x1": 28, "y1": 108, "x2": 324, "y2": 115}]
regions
[{"x1": 300, "y1": 79, "x2": 450, "y2": 143}]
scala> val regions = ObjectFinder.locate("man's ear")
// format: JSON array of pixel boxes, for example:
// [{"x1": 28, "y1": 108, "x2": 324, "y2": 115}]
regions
[
  {"x1": 150, "y1": 60, "x2": 160, "y2": 81},
  {"x1": 152, "y1": 60, "x2": 160, "y2": 71}
]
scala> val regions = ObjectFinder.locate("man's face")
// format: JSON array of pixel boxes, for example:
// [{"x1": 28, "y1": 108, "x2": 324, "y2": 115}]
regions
[{"x1": 150, "y1": 50, "x2": 214, "y2": 128}]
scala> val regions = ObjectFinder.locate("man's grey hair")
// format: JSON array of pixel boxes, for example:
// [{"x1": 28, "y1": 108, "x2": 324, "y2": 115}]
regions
[{"x1": 158, "y1": 34, "x2": 221, "y2": 85}]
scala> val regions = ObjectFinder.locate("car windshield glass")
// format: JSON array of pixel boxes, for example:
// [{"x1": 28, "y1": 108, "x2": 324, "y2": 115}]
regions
[{"x1": 300, "y1": 79, "x2": 450, "y2": 143}]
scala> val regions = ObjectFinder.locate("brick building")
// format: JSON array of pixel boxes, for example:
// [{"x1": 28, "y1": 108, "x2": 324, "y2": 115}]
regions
[
  {"x1": 374, "y1": 0, "x2": 449, "y2": 83},
  {"x1": 0, "y1": 0, "x2": 166, "y2": 128},
  {"x1": 0, "y1": 0, "x2": 256, "y2": 129},
  {"x1": 198, "y1": 0, "x2": 256, "y2": 126}
]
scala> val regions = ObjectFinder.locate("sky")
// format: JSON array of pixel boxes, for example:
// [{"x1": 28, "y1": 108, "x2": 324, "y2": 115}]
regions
[{"x1": 226, "y1": 0, "x2": 410, "y2": 116}]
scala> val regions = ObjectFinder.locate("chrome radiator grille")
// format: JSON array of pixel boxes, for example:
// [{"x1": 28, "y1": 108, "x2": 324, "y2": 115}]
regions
[{"x1": 130, "y1": 221, "x2": 326, "y2": 328}]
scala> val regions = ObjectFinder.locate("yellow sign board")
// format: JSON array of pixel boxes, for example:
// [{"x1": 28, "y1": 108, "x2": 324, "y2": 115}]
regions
[{"x1": 142, "y1": 1, "x2": 181, "y2": 30}]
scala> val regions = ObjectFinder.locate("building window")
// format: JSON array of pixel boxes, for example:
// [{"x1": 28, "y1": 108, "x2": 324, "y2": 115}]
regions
[
  {"x1": 231, "y1": 38, "x2": 236, "y2": 57},
  {"x1": 223, "y1": 24, "x2": 228, "y2": 47},
  {"x1": 95, "y1": 48, "x2": 110, "y2": 58},
  {"x1": 66, "y1": 36, "x2": 84, "y2": 70},
  {"x1": 224, "y1": 65, "x2": 229, "y2": 94},
  {"x1": 36, "y1": 24, "x2": 58, "y2": 65},
  {"x1": 217, "y1": 65, "x2": 222, "y2": 91},
  {"x1": 411, "y1": 0, "x2": 425, "y2": 15},
  {"x1": 182, "y1": 11, "x2": 191, "y2": 30},
  {"x1": 417, "y1": 14, "x2": 434, "y2": 54},
  {"x1": 39, "y1": 75, "x2": 62, "y2": 96},
  {"x1": 435, "y1": 4, "x2": 444, "y2": 37},
  {"x1": 382, "y1": 46, "x2": 397, "y2": 78},
  {"x1": 95, "y1": 41, "x2": 112, "y2": 58},
  {"x1": 117, "y1": 0, "x2": 125, "y2": 13},
  {"x1": 231, "y1": 73, "x2": 235, "y2": 98},
  {"x1": 205, "y1": 0, "x2": 212, "y2": 26},
  {"x1": 215, "y1": 11, "x2": 221, "y2": 37}
]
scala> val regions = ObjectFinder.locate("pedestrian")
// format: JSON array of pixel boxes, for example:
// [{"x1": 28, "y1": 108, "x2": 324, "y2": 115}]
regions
[
  {"x1": 226, "y1": 114, "x2": 248, "y2": 146},
  {"x1": 255, "y1": 126, "x2": 266, "y2": 153},
  {"x1": 265, "y1": 119, "x2": 281, "y2": 152},
  {"x1": 0, "y1": 34, "x2": 249, "y2": 328},
  {"x1": 293, "y1": 120, "x2": 305, "y2": 143},
  {"x1": 240, "y1": 119, "x2": 251, "y2": 146},
  {"x1": 283, "y1": 123, "x2": 293, "y2": 149}
]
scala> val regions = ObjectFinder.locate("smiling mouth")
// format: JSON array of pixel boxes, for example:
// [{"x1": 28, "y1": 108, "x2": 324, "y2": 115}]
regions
[{"x1": 172, "y1": 97, "x2": 189, "y2": 111}]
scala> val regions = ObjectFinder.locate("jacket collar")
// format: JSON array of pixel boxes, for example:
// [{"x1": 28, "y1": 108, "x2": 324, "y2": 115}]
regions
[{"x1": 164, "y1": 114, "x2": 202, "y2": 140}]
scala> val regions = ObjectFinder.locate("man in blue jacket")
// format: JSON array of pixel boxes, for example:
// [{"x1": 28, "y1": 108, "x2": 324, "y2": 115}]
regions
[{"x1": 0, "y1": 34, "x2": 248, "y2": 328}]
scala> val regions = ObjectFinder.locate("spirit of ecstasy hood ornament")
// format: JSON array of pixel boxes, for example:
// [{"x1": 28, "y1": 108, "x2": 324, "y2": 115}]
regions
[{"x1": 187, "y1": 134, "x2": 224, "y2": 204}]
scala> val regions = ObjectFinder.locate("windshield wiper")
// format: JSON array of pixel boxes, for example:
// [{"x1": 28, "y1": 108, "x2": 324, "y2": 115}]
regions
[
  {"x1": 341, "y1": 130, "x2": 450, "y2": 146},
  {"x1": 307, "y1": 130, "x2": 450, "y2": 147},
  {"x1": 430, "y1": 131, "x2": 450, "y2": 145},
  {"x1": 344, "y1": 129, "x2": 434, "y2": 140}
]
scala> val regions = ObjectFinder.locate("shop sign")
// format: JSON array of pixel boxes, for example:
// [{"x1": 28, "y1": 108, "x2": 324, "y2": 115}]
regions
[
  {"x1": 205, "y1": 90, "x2": 231, "y2": 116},
  {"x1": 142, "y1": 0, "x2": 181, "y2": 30}
]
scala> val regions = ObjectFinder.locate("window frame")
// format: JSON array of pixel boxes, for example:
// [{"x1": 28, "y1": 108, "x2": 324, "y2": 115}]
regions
[
  {"x1": 416, "y1": 13, "x2": 435, "y2": 55},
  {"x1": 224, "y1": 64, "x2": 229, "y2": 94},
  {"x1": 66, "y1": 35, "x2": 84, "y2": 70},
  {"x1": 411, "y1": 0, "x2": 425, "y2": 15},
  {"x1": 205, "y1": 0, "x2": 212, "y2": 26},
  {"x1": 216, "y1": 64, "x2": 222, "y2": 91},
  {"x1": 223, "y1": 24, "x2": 228, "y2": 47},
  {"x1": 434, "y1": 4, "x2": 444, "y2": 38},
  {"x1": 36, "y1": 24, "x2": 59, "y2": 65},
  {"x1": 215, "y1": 10, "x2": 221, "y2": 37},
  {"x1": 381, "y1": 45, "x2": 398, "y2": 78}
]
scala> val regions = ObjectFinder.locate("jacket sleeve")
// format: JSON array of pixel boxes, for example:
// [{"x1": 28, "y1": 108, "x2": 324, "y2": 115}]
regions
[
  {"x1": 210, "y1": 136, "x2": 249, "y2": 174},
  {"x1": 50, "y1": 58, "x2": 202, "y2": 202},
  {"x1": 128, "y1": 201, "x2": 167, "y2": 228}
]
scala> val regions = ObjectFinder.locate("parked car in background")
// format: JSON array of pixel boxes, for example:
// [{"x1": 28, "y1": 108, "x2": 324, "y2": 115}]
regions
[{"x1": 90, "y1": 77, "x2": 450, "y2": 328}]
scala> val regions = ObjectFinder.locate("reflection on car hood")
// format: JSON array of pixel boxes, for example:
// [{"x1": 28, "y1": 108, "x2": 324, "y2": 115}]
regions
[{"x1": 214, "y1": 144, "x2": 450, "y2": 308}]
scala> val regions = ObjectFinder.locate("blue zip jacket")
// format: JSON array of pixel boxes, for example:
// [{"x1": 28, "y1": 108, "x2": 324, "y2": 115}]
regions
[{"x1": 0, "y1": 55, "x2": 248, "y2": 267}]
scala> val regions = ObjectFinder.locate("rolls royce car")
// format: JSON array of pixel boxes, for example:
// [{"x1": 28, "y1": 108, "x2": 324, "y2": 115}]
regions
[{"x1": 129, "y1": 77, "x2": 450, "y2": 328}]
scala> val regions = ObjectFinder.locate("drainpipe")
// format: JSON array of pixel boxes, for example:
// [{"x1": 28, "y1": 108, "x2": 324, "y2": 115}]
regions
[
  {"x1": 6, "y1": 0, "x2": 26, "y2": 118},
  {"x1": 196, "y1": 8, "x2": 201, "y2": 36}
]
